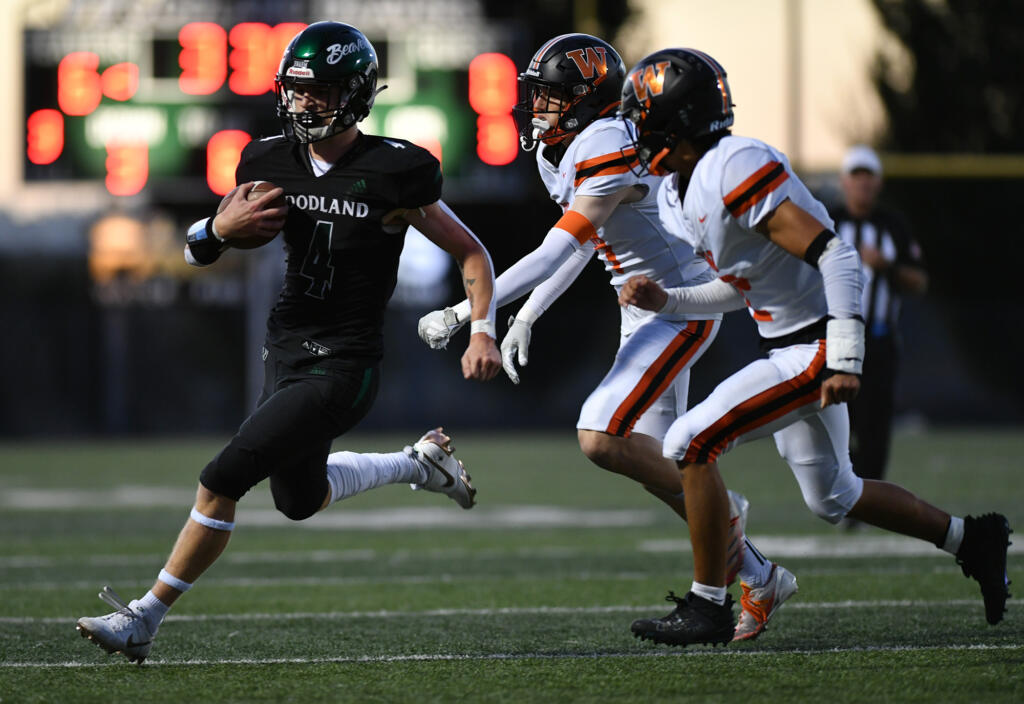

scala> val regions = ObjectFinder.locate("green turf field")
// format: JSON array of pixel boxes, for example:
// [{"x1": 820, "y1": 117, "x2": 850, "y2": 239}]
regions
[{"x1": 1, "y1": 430, "x2": 1021, "y2": 703}]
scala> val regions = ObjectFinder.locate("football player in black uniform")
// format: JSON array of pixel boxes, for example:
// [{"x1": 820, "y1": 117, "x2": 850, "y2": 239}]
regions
[{"x1": 76, "y1": 22, "x2": 501, "y2": 664}]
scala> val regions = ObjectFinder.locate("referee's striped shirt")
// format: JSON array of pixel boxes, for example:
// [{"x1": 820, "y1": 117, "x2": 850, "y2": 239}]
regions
[{"x1": 830, "y1": 205, "x2": 924, "y2": 339}]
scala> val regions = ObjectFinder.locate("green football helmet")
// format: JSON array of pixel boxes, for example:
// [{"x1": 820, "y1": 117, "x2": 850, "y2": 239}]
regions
[{"x1": 275, "y1": 22, "x2": 382, "y2": 143}]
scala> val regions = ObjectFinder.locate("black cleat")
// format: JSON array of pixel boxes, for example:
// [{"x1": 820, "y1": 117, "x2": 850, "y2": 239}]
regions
[
  {"x1": 955, "y1": 513, "x2": 1012, "y2": 625},
  {"x1": 631, "y1": 591, "x2": 735, "y2": 646}
]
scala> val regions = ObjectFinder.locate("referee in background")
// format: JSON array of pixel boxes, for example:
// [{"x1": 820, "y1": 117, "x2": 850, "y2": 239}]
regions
[{"x1": 831, "y1": 145, "x2": 928, "y2": 491}]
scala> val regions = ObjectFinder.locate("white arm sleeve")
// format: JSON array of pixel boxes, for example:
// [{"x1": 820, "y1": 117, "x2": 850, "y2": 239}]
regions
[
  {"x1": 818, "y1": 235, "x2": 866, "y2": 373},
  {"x1": 659, "y1": 278, "x2": 747, "y2": 315},
  {"x1": 448, "y1": 227, "x2": 580, "y2": 323},
  {"x1": 817, "y1": 235, "x2": 864, "y2": 320},
  {"x1": 438, "y1": 200, "x2": 497, "y2": 333},
  {"x1": 517, "y1": 241, "x2": 595, "y2": 323}
]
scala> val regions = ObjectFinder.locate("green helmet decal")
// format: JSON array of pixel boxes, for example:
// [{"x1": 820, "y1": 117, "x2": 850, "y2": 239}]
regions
[{"x1": 275, "y1": 22, "x2": 382, "y2": 143}]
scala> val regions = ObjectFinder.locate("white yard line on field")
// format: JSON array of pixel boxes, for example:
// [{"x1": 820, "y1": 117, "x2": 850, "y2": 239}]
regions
[
  {"x1": 0, "y1": 599, "x2": 990, "y2": 624},
  {"x1": 2, "y1": 643, "x2": 1021, "y2": 668},
  {"x1": 2, "y1": 531, "x2": 1020, "y2": 570}
]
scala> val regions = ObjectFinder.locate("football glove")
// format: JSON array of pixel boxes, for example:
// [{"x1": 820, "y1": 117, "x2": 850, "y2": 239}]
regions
[
  {"x1": 500, "y1": 314, "x2": 533, "y2": 385},
  {"x1": 417, "y1": 307, "x2": 465, "y2": 350}
]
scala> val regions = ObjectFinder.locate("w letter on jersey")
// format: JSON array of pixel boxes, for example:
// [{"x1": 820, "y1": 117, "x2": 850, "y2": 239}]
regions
[
  {"x1": 566, "y1": 47, "x2": 608, "y2": 80},
  {"x1": 629, "y1": 61, "x2": 670, "y2": 105}
]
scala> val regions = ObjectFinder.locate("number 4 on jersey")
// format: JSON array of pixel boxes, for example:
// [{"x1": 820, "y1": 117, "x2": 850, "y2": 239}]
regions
[{"x1": 300, "y1": 220, "x2": 335, "y2": 299}]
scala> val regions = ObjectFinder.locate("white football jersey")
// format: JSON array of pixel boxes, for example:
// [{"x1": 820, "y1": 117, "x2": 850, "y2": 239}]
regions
[
  {"x1": 658, "y1": 135, "x2": 835, "y2": 338},
  {"x1": 536, "y1": 118, "x2": 713, "y2": 330}
]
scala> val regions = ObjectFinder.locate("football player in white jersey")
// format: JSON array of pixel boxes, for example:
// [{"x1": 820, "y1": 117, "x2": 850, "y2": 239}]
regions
[
  {"x1": 616, "y1": 48, "x2": 1011, "y2": 646},
  {"x1": 419, "y1": 34, "x2": 797, "y2": 640}
]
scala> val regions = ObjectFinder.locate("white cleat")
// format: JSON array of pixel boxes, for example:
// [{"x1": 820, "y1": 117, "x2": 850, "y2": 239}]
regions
[
  {"x1": 75, "y1": 586, "x2": 156, "y2": 664},
  {"x1": 732, "y1": 563, "x2": 799, "y2": 642},
  {"x1": 408, "y1": 427, "x2": 476, "y2": 509}
]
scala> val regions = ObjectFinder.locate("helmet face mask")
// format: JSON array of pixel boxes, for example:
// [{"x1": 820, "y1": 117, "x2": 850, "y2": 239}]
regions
[
  {"x1": 515, "y1": 80, "x2": 579, "y2": 147},
  {"x1": 513, "y1": 34, "x2": 626, "y2": 151},
  {"x1": 619, "y1": 48, "x2": 734, "y2": 174},
  {"x1": 275, "y1": 22, "x2": 382, "y2": 144},
  {"x1": 276, "y1": 74, "x2": 369, "y2": 143}
]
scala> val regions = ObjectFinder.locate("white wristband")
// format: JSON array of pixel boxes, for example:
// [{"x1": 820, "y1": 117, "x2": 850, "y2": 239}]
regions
[
  {"x1": 470, "y1": 319, "x2": 496, "y2": 338},
  {"x1": 825, "y1": 318, "x2": 865, "y2": 375}
]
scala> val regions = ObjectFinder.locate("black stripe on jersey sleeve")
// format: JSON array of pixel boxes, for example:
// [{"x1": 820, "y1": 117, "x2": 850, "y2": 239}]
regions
[
  {"x1": 724, "y1": 162, "x2": 786, "y2": 216},
  {"x1": 574, "y1": 155, "x2": 638, "y2": 183}
]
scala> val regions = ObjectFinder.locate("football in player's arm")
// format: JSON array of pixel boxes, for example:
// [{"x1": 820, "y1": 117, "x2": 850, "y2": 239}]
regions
[{"x1": 76, "y1": 21, "x2": 499, "y2": 665}]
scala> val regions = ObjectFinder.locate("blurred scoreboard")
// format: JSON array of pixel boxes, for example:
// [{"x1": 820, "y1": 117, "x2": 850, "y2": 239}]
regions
[{"x1": 22, "y1": 19, "x2": 524, "y2": 203}]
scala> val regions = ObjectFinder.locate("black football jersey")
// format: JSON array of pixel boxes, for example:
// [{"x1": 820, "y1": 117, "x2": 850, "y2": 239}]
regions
[{"x1": 236, "y1": 132, "x2": 442, "y2": 365}]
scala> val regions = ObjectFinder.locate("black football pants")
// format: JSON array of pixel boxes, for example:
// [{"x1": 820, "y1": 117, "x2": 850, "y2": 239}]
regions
[{"x1": 200, "y1": 349, "x2": 379, "y2": 520}]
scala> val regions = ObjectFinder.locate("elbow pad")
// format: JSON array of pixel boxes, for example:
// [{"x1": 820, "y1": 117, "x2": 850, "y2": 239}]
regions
[{"x1": 185, "y1": 217, "x2": 225, "y2": 267}]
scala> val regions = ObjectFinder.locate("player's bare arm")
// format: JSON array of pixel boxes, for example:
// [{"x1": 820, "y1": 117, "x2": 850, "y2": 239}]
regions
[
  {"x1": 758, "y1": 199, "x2": 863, "y2": 407},
  {"x1": 403, "y1": 202, "x2": 501, "y2": 381},
  {"x1": 212, "y1": 181, "x2": 288, "y2": 241}
]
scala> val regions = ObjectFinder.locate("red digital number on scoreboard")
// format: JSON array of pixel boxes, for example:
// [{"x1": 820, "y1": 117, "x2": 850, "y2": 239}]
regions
[{"x1": 468, "y1": 53, "x2": 517, "y2": 166}]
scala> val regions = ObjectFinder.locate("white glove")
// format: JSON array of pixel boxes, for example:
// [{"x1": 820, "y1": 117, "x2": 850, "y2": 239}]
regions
[
  {"x1": 417, "y1": 307, "x2": 465, "y2": 350},
  {"x1": 500, "y1": 315, "x2": 533, "y2": 384}
]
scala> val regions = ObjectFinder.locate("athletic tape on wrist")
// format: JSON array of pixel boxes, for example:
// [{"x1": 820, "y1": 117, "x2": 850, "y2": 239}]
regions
[
  {"x1": 825, "y1": 318, "x2": 865, "y2": 375},
  {"x1": 470, "y1": 319, "x2": 496, "y2": 338},
  {"x1": 158, "y1": 568, "x2": 193, "y2": 592},
  {"x1": 190, "y1": 506, "x2": 235, "y2": 532}
]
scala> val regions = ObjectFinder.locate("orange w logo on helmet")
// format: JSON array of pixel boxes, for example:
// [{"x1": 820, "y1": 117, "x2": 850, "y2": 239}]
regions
[
  {"x1": 565, "y1": 47, "x2": 608, "y2": 81},
  {"x1": 629, "y1": 61, "x2": 670, "y2": 106}
]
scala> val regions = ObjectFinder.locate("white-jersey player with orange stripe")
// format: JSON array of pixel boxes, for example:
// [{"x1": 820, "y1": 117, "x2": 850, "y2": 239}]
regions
[
  {"x1": 419, "y1": 34, "x2": 794, "y2": 611},
  {"x1": 619, "y1": 47, "x2": 1011, "y2": 647},
  {"x1": 530, "y1": 115, "x2": 721, "y2": 440},
  {"x1": 653, "y1": 133, "x2": 863, "y2": 499}
]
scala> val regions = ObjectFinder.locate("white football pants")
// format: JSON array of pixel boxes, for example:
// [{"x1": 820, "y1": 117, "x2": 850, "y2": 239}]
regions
[
  {"x1": 663, "y1": 341, "x2": 864, "y2": 523},
  {"x1": 577, "y1": 316, "x2": 720, "y2": 442}
]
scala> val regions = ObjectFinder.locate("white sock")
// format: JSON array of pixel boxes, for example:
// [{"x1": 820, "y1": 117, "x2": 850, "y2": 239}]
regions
[
  {"x1": 737, "y1": 536, "x2": 773, "y2": 588},
  {"x1": 325, "y1": 450, "x2": 427, "y2": 505},
  {"x1": 942, "y1": 515, "x2": 965, "y2": 555},
  {"x1": 134, "y1": 591, "x2": 170, "y2": 632},
  {"x1": 690, "y1": 581, "x2": 728, "y2": 605}
]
